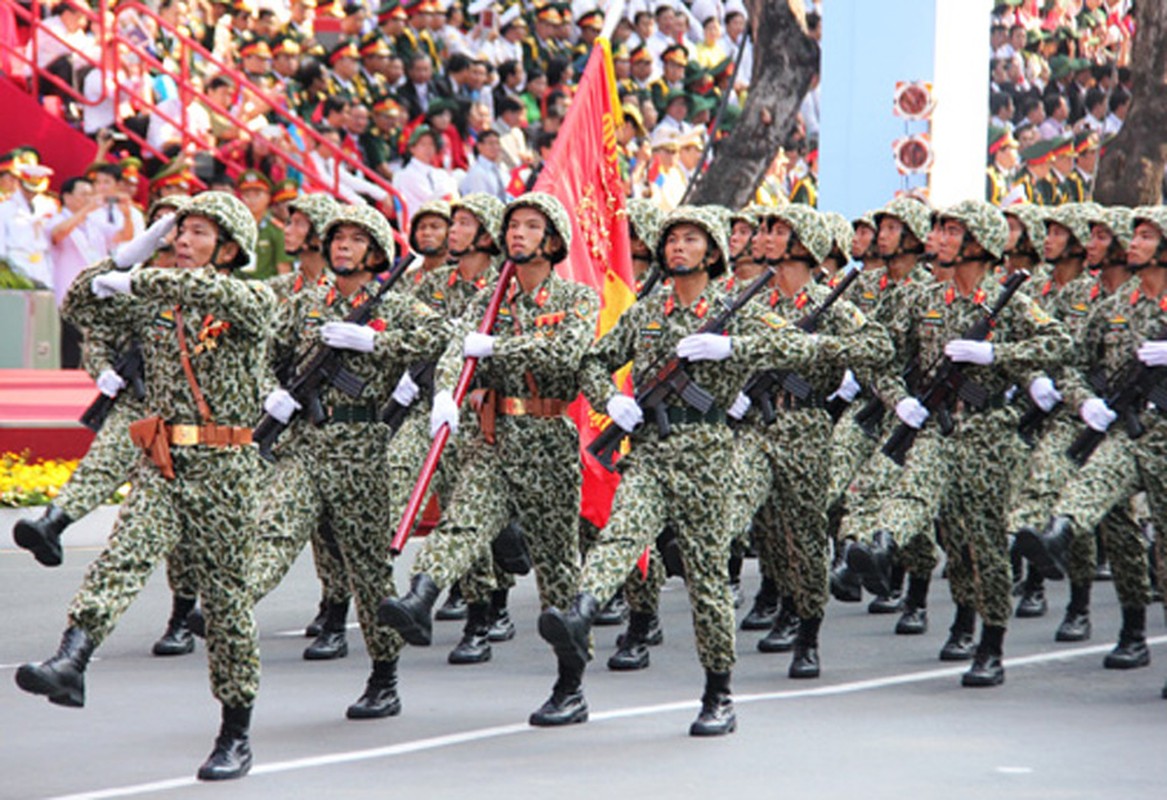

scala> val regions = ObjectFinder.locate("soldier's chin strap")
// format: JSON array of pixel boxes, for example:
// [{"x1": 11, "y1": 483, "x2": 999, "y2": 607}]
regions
[
  {"x1": 449, "y1": 223, "x2": 493, "y2": 258},
  {"x1": 666, "y1": 250, "x2": 718, "y2": 277},
  {"x1": 509, "y1": 229, "x2": 556, "y2": 265}
]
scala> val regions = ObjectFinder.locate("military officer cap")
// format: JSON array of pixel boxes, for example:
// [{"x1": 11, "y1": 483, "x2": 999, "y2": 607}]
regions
[
  {"x1": 499, "y1": 6, "x2": 526, "y2": 31},
  {"x1": 1002, "y1": 204, "x2": 1047, "y2": 254},
  {"x1": 661, "y1": 43, "x2": 688, "y2": 67},
  {"x1": 271, "y1": 35, "x2": 301, "y2": 58},
  {"x1": 1019, "y1": 137, "x2": 1058, "y2": 165},
  {"x1": 629, "y1": 44, "x2": 652, "y2": 63},
  {"x1": 655, "y1": 205, "x2": 730, "y2": 279},
  {"x1": 359, "y1": 31, "x2": 392, "y2": 57},
  {"x1": 502, "y1": 192, "x2": 572, "y2": 265},
  {"x1": 1073, "y1": 130, "x2": 1100, "y2": 154},
  {"x1": 874, "y1": 197, "x2": 932, "y2": 244},
  {"x1": 821, "y1": 211, "x2": 853, "y2": 263},
  {"x1": 178, "y1": 191, "x2": 259, "y2": 267},
  {"x1": 1048, "y1": 203, "x2": 1097, "y2": 249},
  {"x1": 1048, "y1": 54, "x2": 1074, "y2": 80},
  {"x1": 937, "y1": 199, "x2": 1008, "y2": 261},
  {"x1": 239, "y1": 37, "x2": 273, "y2": 60},
  {"x1": 328, "y1": 39, "x2": 361, "y2": 66},
  {"x1": 323, "y1": 203, "x2": 397, "y2": 269},
  {"x1": 766, "y1": 204, "x2": 831, "y2": 265},
  {"x1": 451, "y1": 192, "x2": 505, "y2": 250},
  {"x1": 377, "y1": 0, "x2": 408, "y2": 22},
  {"x1": 626, "y1": 197, "x2": 664, "y2": 251},
  {"x1": 288, "y1": 192, "x2": 340, "y2": 235},
  {"x1": 271, "y1": 179, "x2": 299, "y2": 205},
  {"x1": 151, "y1": 159, "x2": 194, "y2": 194},
  {"x1": 236, "y1": 169, "x2": 272, "y2": 194},
  {"x1": 988, "y1": 126, "x2": 1018, "y2": 156},
  {"x1": 578, "y1": 9, "x2": 604, "y2": 30}
]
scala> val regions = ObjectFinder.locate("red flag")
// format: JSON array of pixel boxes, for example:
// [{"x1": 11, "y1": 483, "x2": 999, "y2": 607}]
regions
[{"x1": 532, "y1": 39, "x2": 636, "y2": 529}]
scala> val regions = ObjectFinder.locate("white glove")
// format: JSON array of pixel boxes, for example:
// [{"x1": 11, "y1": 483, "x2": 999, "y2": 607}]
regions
[
  {"x1": 1080, "y1": 397, "x2": 1117, "y2": 432},
  {"x1": 95, "y1": 369, "x2": 126, "y2": 398},
  {"x1": 91, "y1": 271, "x2": 133, "y2": 299},
  {"x1": 1137, "y1": 341, "x2": 1167, "y2": 367},
  {"x1": 606, "y1": 394, "x2": 644, "y2": 432},
  {"x1": 430, "y1": 389, "x2": 460, "y2": 438},
  {"x1": 676, "y1": 332, "x2": 732, "y2": 361},
  {"x1": 728, "y1": 391, "x2": 751, "y2": 420},
  {"x1": 830, "y1": 369, "x2": 861, "y2": 403},
  {"x1": 895, "y1": 397, "x2": 930, "y2": 429},
  {"x1": 392, "y1": 370, "x2": 420, "y2": 407},
  {"x1": 113, "y1": 213, "x2": 178, "y2": 269},
  {"x1": 1028, "y1": 376, "x2": 1063, "y2": 413},
  {"x1": 945, "y1": 339, "x2": 994, "y2": 365},
  {"x1": 320, "y1": 321, "x2": 376, "y2": 353},
  {"x1": 263, "y1": 388, "x2": 302, "y2": 424},
  {"x1": 463, "y1": 331, "x2": 496, "y2": 358}
]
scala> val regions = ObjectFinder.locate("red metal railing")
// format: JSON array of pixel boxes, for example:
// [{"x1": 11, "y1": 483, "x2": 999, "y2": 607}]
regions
[{"x1": 0, "y1": 0, "x2": 409, "y2": 241}]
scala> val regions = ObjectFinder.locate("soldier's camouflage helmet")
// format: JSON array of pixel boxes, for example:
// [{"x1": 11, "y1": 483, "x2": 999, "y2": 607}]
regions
[
  {"x1": 408, "y1": 199, "x2": 452, "y2": 253},
  {"x1": 146, "y1": 195, "x2": 188, "y2": 223},
  {"x1": 627, "y1": 197, "x2": 664, "y2": 251},
  {"x1": 820, "y1": 211, "x2": 853, "y2": 262},
  {"x1": 938, "y1": 199, "x2": 1008, "y2": 260},
  {"x1": 1048, "y1": 202, "x2": 1098, "y2": 248},
  {"x1": 874, "y1": 197, "x2": 932, "y2": 244},
  {"x1": 1002, "y1": 204, "x2": 1047, "y2": 254},
  {"x1": 1104, "y1": 206, "x2": 1134, "y2": 251},
  {"x1": 323, "y1": 203, "x2": 397, "y2": 270},
  {"x1": 177, "y1": 191, "x2": 257, "y2": 268},
  {"x1": 288, "y1": 193, "x2": 340, "y2": 236},
  {"x1": 1131, "y1": 205, "x2": 1167, "y2": 240},
  {"x1": 767, "y1": 204, "x2": 831, "y2": 265},
  {"x1": 502, "y1": 192, "x2": 572, "y2": 264},
  {"x1": 852, "y1": 210, "x2": 877, "y2": 232},
  {"x1": 655, "y1": 204, "x2": 730, "y2": 278},
  {"x1": 451, "y1": 192, "x2": 505, "y2": 248},
  {"x1": 728, "y1": 203, "x2": 765, "y2": 231}
]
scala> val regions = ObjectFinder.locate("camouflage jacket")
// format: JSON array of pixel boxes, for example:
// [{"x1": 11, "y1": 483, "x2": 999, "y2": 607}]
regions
[{"x1": 415, "y1": 261, "x2": 498, "y2": 320}]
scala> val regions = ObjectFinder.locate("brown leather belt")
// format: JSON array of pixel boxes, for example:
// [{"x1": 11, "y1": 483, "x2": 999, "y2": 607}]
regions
[
  {"x1": 498, "y1": 396, "x2": 569, "y2": 418},
  {"x1": 167, "y1": 423, "x2": 254, "y2": 447}
]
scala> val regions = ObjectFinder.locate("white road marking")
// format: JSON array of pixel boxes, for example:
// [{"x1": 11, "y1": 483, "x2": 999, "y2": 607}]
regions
[{"x1": 41, "y1": 635, "x2": 1167, "y2": 800}]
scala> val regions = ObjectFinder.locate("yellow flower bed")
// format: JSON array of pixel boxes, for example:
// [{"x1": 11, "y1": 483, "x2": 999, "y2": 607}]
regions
[{"x1": 0, "y1": 452, "x2": 129, "y2": 508}]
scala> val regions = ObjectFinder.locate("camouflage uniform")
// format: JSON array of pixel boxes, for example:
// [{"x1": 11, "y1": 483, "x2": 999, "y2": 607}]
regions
[
  {"x1": 64, "y1": 193, "x2": 274, "y2": 708},
  {"x1": 408, "y1": 194, "x2": 599, "y2": 616}
]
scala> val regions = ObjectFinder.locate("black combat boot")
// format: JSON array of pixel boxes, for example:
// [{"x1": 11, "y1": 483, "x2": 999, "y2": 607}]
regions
[
  {"x1": 757, "y1": 596, "x2": 800, "y2": 653},
  {"x1": 529, "y1": 661, "x2": 588, "y2": 726},
  {"x1": 492, "y1": 522, "x2": 532, "y2": 576},
  {"x1": 434, "y1": 583, "x2": 467, "y2": 621},
  {"x1": 593, "y1": 592, "x2": 629, "y2": 626},
  {"x1": 868, "y1": 563, "x2": 906, "y2": 614},
  {"x1": 487, "y1": 589, "x2": 516, "y2": 642},
  {"x1": 895, "y1": 575, "x2": 929, "y2": 635},
  {"x1": 538, "y1": 593, "x2": 599, "y2": 673},
  {"x1": 617, "y1": 613, "x2": 663, "y2": 647},
  {"x1": 689, "y1": 670, "x2": 736, "y2": 736},
  {"x1": 378, "y1": 574, "x2": 440, "y2": 646},
  {"x1": 788, "y1": 616, "x2": 822, "y2": 679},
  {"x1": 13, "y1": 504, "x2": 72, "y2": 567},
  {"x1": 962, "y1": 624, "x2": 1005, "y2": 687},
  {"x1": 303, "y1": 600, "x2": 349, "y2": 660},
  {"x1": 197, "y1": 705, "x2": 253, "y2": 780},
  {"x1": 1014, "y1": 517, "x2": 1072, "y2": 580},
  {"x1": 846, "y1": 530, "x2": 898, "y2": 597},
  {"x1": 1015, "y1": 565, "x2": 1048, "y2": 618},
  {"x1": 449, "y1": 602, "x2": 493, "y2": 664},
  {"x1": 939, "y1": 605, "x2": 977, "y2": 661},
  {"x1": 1055, "y1": 582, "x2": 1091, "y2": 642},
  {"x1": 15, "y1": 626, "x2": 95, "y2": 707},
  {"x1": 741, "y1": 576, "x2": 780, "y2": 630},
  {"x1": 305, "y1": 596, "x2": 328, "y2": 637},
  {"x1": 607, "y1": 611, "x2": 654, "y2": 671},
  {"x1": 1104, "y1": 606, "x2": 1151, "y2": 670},
  {"x1": 830, "y1": 542, "x2": 863, "y2": 603},
  {"x1": 347, "y1": 659, "x2": 402, "y2": 718},
  {"x1": 153, "y1": 595, "x2": 197, "y2": 656}
]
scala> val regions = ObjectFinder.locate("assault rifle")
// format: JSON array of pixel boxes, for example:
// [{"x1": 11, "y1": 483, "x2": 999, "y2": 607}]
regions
[
  {"x1": 79, "y1": 342, "x2": 147, "y2": 432},
  {"x1": 1066, "y1": 323, "x2": 1167, "y2": 465},
  {"x1": 588, "y1": 266, "x2": 776, "y2": 471},
  {"x1": 881, "y1": 270, "x2": 1030, "y2": 466},
  {"x1": 739, "y1": 262, "x2": 864, "y2": 425},
  {"x1": 253, "y1": 258, "x2": 408, "y2": 461}
]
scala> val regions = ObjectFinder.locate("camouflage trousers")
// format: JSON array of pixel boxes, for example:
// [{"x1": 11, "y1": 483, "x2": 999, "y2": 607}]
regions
[
  {"x1": 251, "y1": 422, "x2": 404, "y2": 662},
  {"x1": 412, "y1": 416, "x2": 581, "y2": 613},
  {"x1": 1008, "y1": 413, "x2": 1142, "y2": 593},
  {"x1": 839, "y1": 444, "x2": 939, "y2": 578},
  {"x1": 580, "y1": 423, "x2": 736, "y2": 673},
  {"x1": 582, "y1": 511, "x2": 667, "y2": 616},
  {"x1": 55, "y1": 401, "x2": 140, "y2": 521},
  {"x1": 68, "y1": 447, "x2": 262, "y2": 707},
  {"x1": 1052, "y1": 417, "x2": 1161, "y2": 609},
  {"x1": 826, "y1": 401, "x2": 884, "y2": 519},
  {"x1": 731, "y1": 412, "x2": 831, "y2": 620}
]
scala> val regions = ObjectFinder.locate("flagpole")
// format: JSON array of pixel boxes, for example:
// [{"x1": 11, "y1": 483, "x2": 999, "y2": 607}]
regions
[{"x1": 600, "y1": 0, "x2": 626, "y2": 40}]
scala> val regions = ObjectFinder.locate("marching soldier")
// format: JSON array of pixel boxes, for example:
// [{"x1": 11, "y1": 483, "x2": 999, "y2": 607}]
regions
[{"x1": 16, "y1": 192, "x2": 275, "y2": 780}]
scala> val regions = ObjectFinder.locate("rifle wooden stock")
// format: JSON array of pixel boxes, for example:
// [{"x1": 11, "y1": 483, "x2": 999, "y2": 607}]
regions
[{"x1": 390, "y1": 260, "x2": 517, "y2": 555}]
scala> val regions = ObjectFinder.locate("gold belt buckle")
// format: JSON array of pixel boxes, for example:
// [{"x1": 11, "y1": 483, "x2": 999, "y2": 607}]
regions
[
  {"x1": 170, "y1": 424, "x2": 200, "y2": 446},
  {"x1": 503, "y1": 397, "x2": 526, "y2": 415}
]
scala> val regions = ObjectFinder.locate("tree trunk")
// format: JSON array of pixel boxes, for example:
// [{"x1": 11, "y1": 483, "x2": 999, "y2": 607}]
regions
[
  {"x1": 1094, "y1": 2, "x2": 1167, "y2": 205},
  {"x1": 686, "y1": 0, "x2": 817, "y2": 208}
]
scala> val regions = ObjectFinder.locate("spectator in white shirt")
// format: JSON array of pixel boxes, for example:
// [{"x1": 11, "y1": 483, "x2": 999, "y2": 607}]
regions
[
  {"x1": 31, "y1": 2, "x2": 99, "y2": 94},
  {"x1": 459, "y1": 130, "x2": 507, "y2": 201},
  {"x1": 493, "y1": 96, "x2": 532, "y2": 172},
  {"x1": 307, "y1": 125, "x2": 389, "y2": 207},
  {"x1": 1104, "y1": 86, "x2": 1130, "y2": 135},
  {"x1": 0, "y1": 161, "x2": 58, "y2": 288},
  {"x1": 393, "y1": 125, "x2": 458, "y2": 220}
]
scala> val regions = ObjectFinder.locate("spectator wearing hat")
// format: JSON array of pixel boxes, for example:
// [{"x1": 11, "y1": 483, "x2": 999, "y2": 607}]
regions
[
  {"x1": 486, "y1": 6, "x2": 528, "y2": 68},
  {"x1": 628, "y1": 43, "x2": 654, "y2": 100},
  {"x1": 270, "y1": 179, "x2": 299, "y2": 228},
  {"x1": 640, "y1": 127, "x2": 684, "y2": 212},
  {"x1": 1063, "y1": 131, "x2": 1099, "y2": 203},
  {"x1": 527, "y1": 4, "x2": 565, "y2": 74},
  {"x1": 1013, "y1": 138, "x2": 1061, "y2": 206},
  {"x1": 236, "y1": 169, "x2": 292, "y2": 279},
  {"x1": 367, "y1": 95, "x2": 407, "y2": 179},
  {"x1": 653, "y1": 88, "x2": 694, "y2": 137},
  {"x1": 0, "y1": 153, "x2": 58, "y2": 289},
  {"x1": 986, "y1": 127, "x2": 1019, "y2": 206},
  {"x1": 789, "y1": 139, "x2": 818, "y2": 207},
  {"x1": 358, "y1": 31, "x2": 393, "y2": 99},
  {"x1": 571, "y1": 9, "x2": 605, "y2": 75},
  {"x1": 327, "y1": 40, "x2": 371, "y2": 105},
  {"x1": 649, "y1": 44, "x2": 688, "y2": 116},
  {"x1": 393, "y1": 125, "x2": 457, "y2": 217},
  {"x1": 405, "y1": 0, "x2": 441, "y2": 65}
]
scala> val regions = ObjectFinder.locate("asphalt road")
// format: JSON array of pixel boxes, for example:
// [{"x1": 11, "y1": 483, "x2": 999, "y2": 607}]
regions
[{"x1": 3, "y1": 521, "x2": 1166, "y2": 800}]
